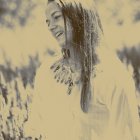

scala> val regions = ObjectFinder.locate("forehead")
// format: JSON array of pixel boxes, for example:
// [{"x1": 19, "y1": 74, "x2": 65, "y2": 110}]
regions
[{"x1": 46, "y1": 2, "x2": 61, "y2": 17}]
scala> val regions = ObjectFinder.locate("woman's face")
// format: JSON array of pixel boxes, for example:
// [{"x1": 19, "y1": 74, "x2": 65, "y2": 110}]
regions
[{"x1": 46, "y1": 1, "x2": 72, "y2": 48}]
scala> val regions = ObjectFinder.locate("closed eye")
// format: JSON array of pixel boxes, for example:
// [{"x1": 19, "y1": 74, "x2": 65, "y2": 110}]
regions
[
  {"x1": 54, "y1": 15, "x2": 61, "y2": 20},
  {"x1": 52, "y1": 11, "x2": 62, "y2": 21}
]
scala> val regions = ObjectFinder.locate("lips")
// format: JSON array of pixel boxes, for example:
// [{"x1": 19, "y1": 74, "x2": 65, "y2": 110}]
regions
[{"x1": 55, "y1": 31, "x2": 63, "y2": 38}]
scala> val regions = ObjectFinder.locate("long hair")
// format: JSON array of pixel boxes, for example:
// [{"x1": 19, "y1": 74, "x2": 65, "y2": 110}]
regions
[{"x1": 48, "y1": 0, "x2": 104, "y2": 113}]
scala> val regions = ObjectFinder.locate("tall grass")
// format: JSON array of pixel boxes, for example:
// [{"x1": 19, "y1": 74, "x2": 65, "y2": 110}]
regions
[{"x1": 0, "y1": 55, "x2": 40, "y2": 139}]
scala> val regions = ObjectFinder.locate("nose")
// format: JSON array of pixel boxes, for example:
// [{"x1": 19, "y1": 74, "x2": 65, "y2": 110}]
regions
[{"x1": 48, "y1": 21, "x2": 57, "y2": 33}]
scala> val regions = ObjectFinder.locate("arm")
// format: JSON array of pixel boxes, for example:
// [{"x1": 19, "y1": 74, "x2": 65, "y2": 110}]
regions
[
  {"x1": 108, "y1": 81, "x2": 140, "y2": 140},
  {"x1": 23, "y1": 63, "x2": 49, "y2": 139}
]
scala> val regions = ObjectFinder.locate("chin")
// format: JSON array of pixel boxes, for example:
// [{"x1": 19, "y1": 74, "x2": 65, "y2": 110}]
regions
[{"x1": 58, "y1": 41, "x2": 66, "y2": 48}]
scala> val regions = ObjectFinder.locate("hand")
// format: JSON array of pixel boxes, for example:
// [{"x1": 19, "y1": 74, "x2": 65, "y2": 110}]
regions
[{"x1": 50, "y1": 59, "x2": 73, "y2": 84}]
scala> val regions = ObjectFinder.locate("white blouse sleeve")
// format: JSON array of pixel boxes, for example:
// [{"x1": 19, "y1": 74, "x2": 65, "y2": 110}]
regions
[
  {"x1": 92, "y1": 62, "x2": 140, "y2": 140},
  {"x1": 106, "y1": 75, "x2": 140, "y2": 140},
  {"x1": 23, "y1": 63, "x2": 48, "y2": 139},
  {"x1": 24, "y1": 57, "x2": 59, "y2": 138}
]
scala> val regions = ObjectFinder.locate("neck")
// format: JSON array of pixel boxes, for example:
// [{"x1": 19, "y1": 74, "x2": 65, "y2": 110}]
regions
[{"x1": 62, "y1": 44, "x2": 81, "y2": 72}]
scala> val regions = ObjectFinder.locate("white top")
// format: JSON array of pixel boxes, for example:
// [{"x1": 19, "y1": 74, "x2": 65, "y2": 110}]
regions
[{"x1": 24, "y1": 48, "x2": 140, "y2": 140}]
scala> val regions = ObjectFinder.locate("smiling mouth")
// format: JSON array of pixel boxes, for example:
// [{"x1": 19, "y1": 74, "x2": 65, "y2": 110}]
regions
[{"x1": 55, "y1": 32, "x2": 63, "y2": 38}]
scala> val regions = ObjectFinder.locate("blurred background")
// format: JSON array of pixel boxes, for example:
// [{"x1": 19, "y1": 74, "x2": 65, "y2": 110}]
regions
[{"x1": 0, "y1": 0, "x2": 140, "y2": 139}]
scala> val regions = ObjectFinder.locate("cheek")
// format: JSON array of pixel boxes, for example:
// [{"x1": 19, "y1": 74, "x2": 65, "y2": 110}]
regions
[{"x1": 58, "y1": 19, "x2": 65, "y2": 31}]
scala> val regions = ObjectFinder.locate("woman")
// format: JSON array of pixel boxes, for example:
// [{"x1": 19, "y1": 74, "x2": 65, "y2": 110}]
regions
[{"x1": 24, "y1": 0, "x2": 140, "y2": 139}]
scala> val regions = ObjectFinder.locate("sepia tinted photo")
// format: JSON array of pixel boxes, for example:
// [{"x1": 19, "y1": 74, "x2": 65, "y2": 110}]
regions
[{"x1": 0, "y1": 0, "x2": 140, "y2": 140}]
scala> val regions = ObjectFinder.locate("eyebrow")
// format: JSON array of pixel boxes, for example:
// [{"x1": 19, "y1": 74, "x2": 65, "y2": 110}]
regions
[
  {"x1": 46, "y1": 11, "x2": 61, "y2": 23},
  {"x1": 51, "y1": 11, "x2": 61, "y2": 17}
]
